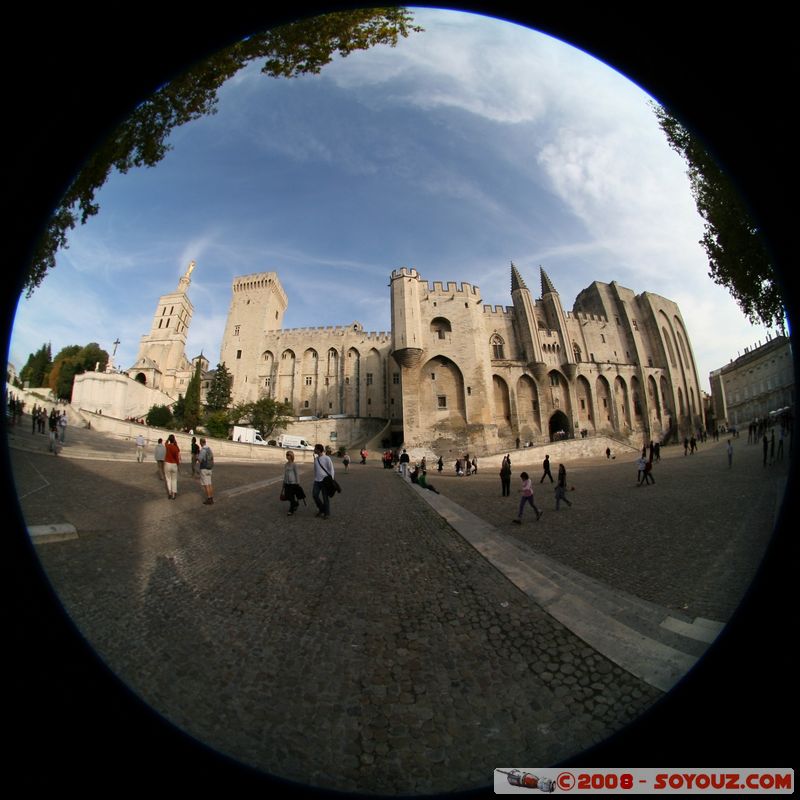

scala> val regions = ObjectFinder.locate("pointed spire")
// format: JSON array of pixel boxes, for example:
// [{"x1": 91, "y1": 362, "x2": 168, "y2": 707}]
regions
[
  {"x1": 510, "y1": 261, "x2": 528, "y2": 292},
  {"x1": 540, "y1": 266, "x2": 557, "y2": 296}
]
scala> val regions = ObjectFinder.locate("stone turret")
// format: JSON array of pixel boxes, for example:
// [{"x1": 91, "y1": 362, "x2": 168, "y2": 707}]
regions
[{"x1": 390, "y1": 268, "x2": 425, "y2": 367}]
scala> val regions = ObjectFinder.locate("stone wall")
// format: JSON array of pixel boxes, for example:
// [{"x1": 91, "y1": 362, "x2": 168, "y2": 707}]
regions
[{"x1": 72, "y1": 371, "x2": 175, "y2": 420}]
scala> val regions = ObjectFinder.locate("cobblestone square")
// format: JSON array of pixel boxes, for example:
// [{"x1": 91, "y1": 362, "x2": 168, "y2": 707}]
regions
[{"x1": 8, "y1": 424, "x2": 792, "y2": 794}]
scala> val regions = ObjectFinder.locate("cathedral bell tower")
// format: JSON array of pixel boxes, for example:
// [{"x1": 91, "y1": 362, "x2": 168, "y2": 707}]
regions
[{"x1": 128, "y1": 260, "x2": 196, "y2": 392}]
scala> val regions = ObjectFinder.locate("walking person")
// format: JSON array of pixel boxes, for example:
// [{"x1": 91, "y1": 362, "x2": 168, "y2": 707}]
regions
[
  {"x1": 313, "y1": 443, "x2": 335, "y2": 519},
  {"x1": 636, "y1": 454, "x2": 647, "y2": 485},
  {"x1": 727, "y1": 439, "x2": 733, "y2": 468},
  {"x1": 399, "y1": 448, "x2": 410, "y2": 478},
  {"x1": 154, "y1": 437, "x2": 166, "y2": 482},
  {"x1": 190, "y1": 436, "x2": 200, "y2": 477},
  {"x1": 197, "y1": 437, "x2": 214, "y2": 505},
  {"x1": 283, "y1": 450, "x2": 302, "y2": 515},
  {"x1": 437, "y1": 455, "x2": 444, "y2": 473},
  {"x1": 58, "y1": 411, "x2": 67, "y2": 443},
  {"x1": 135, "y1": 433, "x2": 146, "y2": 462},
  {"x1": 500, "y1": 454, "x2": 512, "y2": 497},
  {"x1": 48, "y1": 411, "x2": 59, "y2": 453},
  {"x1": 540, "y1": 454, "x2": 553, "y2": 483},
  {"x1": 342, "y1": 451, "x2": 350, "y2": 472},
  {"x1": 164, "y1": 434, "x2": 181, "y2": 499},
  {"x1": 513, "y1": 472, "x2": 542, "y2": 524},
  {"x1": 555, "y1": 463, "x2": 572, "y2": 509}
]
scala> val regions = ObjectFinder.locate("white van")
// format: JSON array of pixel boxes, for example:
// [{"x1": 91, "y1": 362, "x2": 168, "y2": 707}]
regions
[
  {"x1": 232, "y1": 425, "x2": 267, "y2": 445},
  {"x1": 277, "y1": 434, "x2": 313, "y2": 450}
]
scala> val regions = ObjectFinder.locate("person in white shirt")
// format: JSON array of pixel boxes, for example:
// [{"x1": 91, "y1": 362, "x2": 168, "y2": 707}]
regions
[
  {"x1": 135, "y1": 433, "x2": 146, "y2": 462},
  {"x1": 154, "y1": 438, "x2": 166, "y2": 481}
]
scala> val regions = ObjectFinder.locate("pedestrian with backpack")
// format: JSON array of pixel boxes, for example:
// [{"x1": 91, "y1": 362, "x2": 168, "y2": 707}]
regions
[{"x1": 198, "y1": 437, "x2": 214, "y2": 505}]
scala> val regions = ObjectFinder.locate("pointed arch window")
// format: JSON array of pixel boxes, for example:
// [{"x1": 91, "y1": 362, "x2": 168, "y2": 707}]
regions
[{"x1": 490, "y1": 334, "x2": 505, "y2": 359}]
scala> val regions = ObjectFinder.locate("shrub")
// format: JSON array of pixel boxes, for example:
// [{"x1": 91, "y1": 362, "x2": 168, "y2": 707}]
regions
[{"x1": 146, "y1": 404, "x2": 173, "y2": 428}]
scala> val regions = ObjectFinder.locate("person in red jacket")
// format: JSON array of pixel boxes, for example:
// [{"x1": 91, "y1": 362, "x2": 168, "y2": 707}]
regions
[{"x1": 164, "y1": 434, "x2": 181, "y2": 499}]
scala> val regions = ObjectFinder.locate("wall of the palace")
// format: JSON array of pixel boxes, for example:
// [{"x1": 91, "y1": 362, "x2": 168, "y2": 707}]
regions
[
  {"x1": 220, "y1": 272, "x2": 403, "y2": 421},
  {"x1": 119, "y1": 265, "x2": 706, "y2": 459},
  {"x1": 390, "y1": 270, "x2": 704, "y2": 455}
]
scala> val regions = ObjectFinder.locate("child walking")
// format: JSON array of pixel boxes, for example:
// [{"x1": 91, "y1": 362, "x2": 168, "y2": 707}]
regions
[{"x1": 513, "y1": 471, "x2": 542, "y2": 524}]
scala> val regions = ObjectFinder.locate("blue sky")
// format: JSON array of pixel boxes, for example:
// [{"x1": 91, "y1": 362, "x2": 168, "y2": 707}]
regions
[{"x1": 8, "y1": 8, "x2": 778, "y2": 388}]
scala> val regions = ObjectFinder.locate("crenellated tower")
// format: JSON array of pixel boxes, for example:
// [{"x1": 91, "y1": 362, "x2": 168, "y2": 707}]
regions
[
  {"x1": 220, "y1": 272, "x2": 288, "y2": 403},
  {"x1": 390, "y1": 267, "x2": 425, "y2": 367}
]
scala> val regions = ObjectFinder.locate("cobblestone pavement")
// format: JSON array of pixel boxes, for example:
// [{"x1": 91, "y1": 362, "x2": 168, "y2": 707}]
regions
[
  {"x1": 8, "y1": 426, "x2": 789, "y2": 794},
  {"x1": 431, "y1": 440, "x2": 788, "y2": 621},
  {"x1": 12, "y1": 435, "x2": 661, "y2": 795}
]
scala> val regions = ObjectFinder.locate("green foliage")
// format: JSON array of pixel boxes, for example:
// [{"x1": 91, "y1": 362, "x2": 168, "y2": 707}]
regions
[
  {"x1": 230, "y1": 395, "x2": 294, "y2": 437},
  {"x1": 53, "y1": 345, "x2": 81, "y2": 362},
  {"x1": 47, "y1": 341, "x2": 109, "y2": 400},
  {"x1": 146, "y1": 404, "x2": 173, "y2": 428},
  {"x1": 182, "y1": 361, "x2": 203, "y2": 431},
  {"x1": 19, "y1": 343, "x2": 52, "y2": 387},
  {"x1": 49, "y1": 359, "x2": 78, "y2": 400},
  {"x1": 23, "y1": 9, "x2": 422, "y2": 296},
  {"x1": 203, "y1": 409, "x2": 232, "y2": 439},
  {"x1": 77, "y1": 342, "x2": 109, "y2": 372},
  {"x1": 205, "y1": 362, "x2": 233, "y2": 411},
  {"x1": 654, "y1": 103, "x2": 784, "y2": 329},
  {"x1": 172, "y1": 393, "x2": 186, "y2": 425}
]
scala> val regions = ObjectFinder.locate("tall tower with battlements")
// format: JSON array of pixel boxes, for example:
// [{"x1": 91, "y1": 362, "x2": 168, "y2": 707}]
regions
[{"x1": 219, "y1": 272, "x2": 288, "y2": 404}]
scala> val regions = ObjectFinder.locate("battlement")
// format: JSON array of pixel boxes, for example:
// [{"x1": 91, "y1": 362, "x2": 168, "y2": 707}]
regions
[
  {"x1": 482, "y1": 305, "x2": 515, "y2": 317},
  {"x1": 275, "y1": 325, "x2": 391, "y2": 342},
  {"x1": 427, "y1": 280, "x2": 482, "y2": 298},
  {"x1": 573, "y1": 311, "x2": 609, "y2": 324},
  {"x1": 232, "y1": 272, "x2": 287, "y2": 301},
  {"x1": 391, "y1": 267, "x2": 422, "y2": 281}
]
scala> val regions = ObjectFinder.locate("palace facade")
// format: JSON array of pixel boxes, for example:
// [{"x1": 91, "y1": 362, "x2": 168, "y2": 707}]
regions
[{"x1": 216, "y1": 263, "x2": 703, "y2": 453}]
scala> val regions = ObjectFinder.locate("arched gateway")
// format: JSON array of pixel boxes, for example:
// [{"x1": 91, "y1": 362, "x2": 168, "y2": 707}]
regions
[{"x1": 548, "y1": 410, "x2": 571, "y2": 441}]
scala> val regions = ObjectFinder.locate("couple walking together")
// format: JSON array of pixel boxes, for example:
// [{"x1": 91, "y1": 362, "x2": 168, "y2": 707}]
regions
[{"x1": 283, "y1": 444, "x2": 337, "y2": 519}]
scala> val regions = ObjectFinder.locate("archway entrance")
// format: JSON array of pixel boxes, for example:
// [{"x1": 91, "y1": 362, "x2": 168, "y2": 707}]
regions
[
  {"x1": 548, "y1": 410, "x2": 571, "y2": 441},
  {"x1": 135, "y1": 373, "x2": 147, "y2": 385}
]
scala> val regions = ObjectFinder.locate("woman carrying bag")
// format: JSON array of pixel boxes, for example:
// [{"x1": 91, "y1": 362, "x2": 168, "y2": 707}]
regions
[{"x1": 282, "y1": 450, "x2": 304, "y2": 515}]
